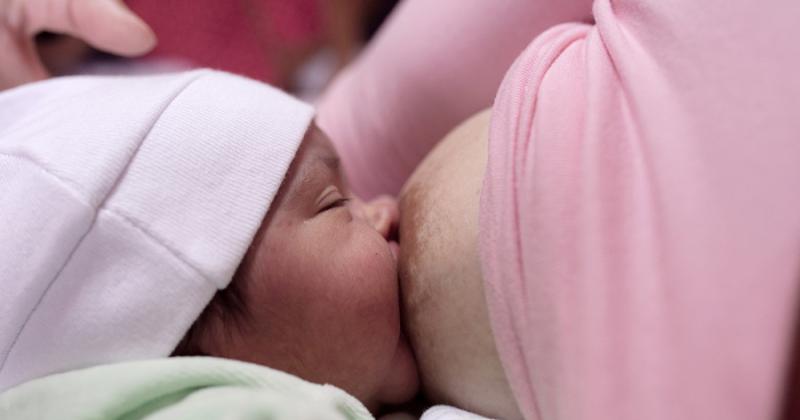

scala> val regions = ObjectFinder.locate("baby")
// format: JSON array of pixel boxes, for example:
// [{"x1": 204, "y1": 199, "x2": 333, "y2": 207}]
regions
[{"x1": 0, "y1": 70, "x2": 417, "y2": 412}]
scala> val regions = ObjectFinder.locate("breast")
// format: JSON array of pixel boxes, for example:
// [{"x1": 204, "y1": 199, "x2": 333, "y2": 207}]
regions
[{"x1": 398, "y1": 109, "x2": 521, "y2": 419}]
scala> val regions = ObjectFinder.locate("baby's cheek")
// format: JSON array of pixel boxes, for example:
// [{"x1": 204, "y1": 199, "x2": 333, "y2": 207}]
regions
[
  {"x1": 294, "y1": 229, "x2": 403, "y2": 402},
  {"x1": 340, "y1": 235, "x2": 400, "y2": 319}
]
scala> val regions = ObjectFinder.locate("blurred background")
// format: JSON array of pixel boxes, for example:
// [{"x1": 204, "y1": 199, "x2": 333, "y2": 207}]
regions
[{"x1": 35, "y1": 0, "x2": 399, "y2": 101}]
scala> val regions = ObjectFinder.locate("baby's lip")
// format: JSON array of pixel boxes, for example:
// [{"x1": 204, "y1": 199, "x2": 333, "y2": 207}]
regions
[{"x1": 389, "y1": 240, "x2": 400, "y2": 263}]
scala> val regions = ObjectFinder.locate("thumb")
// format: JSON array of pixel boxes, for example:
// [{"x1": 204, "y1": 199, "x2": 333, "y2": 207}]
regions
[{"x1": 24, "y1": 0, "x2": 157, "y2": 57}]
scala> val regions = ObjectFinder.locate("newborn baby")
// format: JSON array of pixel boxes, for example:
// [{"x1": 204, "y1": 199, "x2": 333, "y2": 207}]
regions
[
  {"x1": 171, "y1": 123, "x2": 418, "y2": 410},
  {"x1": 0, "y1": 70, "x2": 417, "y2": 412}
]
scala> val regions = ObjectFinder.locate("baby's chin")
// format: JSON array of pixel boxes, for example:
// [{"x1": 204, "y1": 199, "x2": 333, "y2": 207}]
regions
[
  {"x1": 374, "y1": 330, "x2": 420, "y2": 407},
  {"x1": 353, "y1": 243, "x2": 419, "y2": 410}
]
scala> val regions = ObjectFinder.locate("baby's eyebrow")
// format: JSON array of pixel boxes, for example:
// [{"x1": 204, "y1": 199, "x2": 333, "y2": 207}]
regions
[
  {"x1": 298, "y1": 155, "x2": 342, "y2": 189},
  {"x1": 318, "y1": 155, "x2": 341, "y2": 173}
]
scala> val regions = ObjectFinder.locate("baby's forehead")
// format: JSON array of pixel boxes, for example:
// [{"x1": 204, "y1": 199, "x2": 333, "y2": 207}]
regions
[
  {"x1": 298, "y1": 153, "x2": 341, "y2": 187},
  {"x1": 273, "y1": 126, "x2": 342, "y2": 205}
]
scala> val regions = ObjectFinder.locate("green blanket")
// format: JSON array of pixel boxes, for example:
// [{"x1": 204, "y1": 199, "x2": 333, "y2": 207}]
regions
[{"x1": 0, "y1": 357, "x2": 373, "y2": 420}]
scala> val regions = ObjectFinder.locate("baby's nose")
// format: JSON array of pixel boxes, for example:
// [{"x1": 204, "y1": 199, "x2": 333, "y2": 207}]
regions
[{"x1": 363, "y1": 195, "x2": 399, "y2": 239}]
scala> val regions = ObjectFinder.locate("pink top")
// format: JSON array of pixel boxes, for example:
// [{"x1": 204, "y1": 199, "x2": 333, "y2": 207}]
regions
[
  {"x1": 483, "y1": 1, "x2": 800, "y2": 418},
  {"x1": 317, "y1": 0, "x2": 592, "y2": 199},
  {"x1": 319, "y1": 1, "x2": 800, "y2": 418}
]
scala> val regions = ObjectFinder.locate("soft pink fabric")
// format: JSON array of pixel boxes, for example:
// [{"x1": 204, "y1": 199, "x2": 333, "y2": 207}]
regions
[
  {"x1": 481, "y1": 1, "x2": 800, "y2": 419},
  {"x1": 320, "y1": 0, "x2": 800, "y2": 418},
  {"x1": 317, "y1": 0, "x2": 592, "y2": 199}
]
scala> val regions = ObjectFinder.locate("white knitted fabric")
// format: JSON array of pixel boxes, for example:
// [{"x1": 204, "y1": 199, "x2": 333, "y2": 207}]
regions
[
  {"x1": 421, "y1": 405, "x2": 495, "y2": 420},
  {"x1": 0, "y1": 70, "x2": 314, "y2": 391}
]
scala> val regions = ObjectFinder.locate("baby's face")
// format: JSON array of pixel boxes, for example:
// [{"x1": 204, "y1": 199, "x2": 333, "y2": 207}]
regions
[{"x1": 205, "y1": 125, "x2": 418, "y2": 410}]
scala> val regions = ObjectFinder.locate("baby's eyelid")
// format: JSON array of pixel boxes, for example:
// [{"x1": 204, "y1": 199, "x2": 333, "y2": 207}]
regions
[
  {"x1": 315, "y1": 186, "x2": 338, "y2": 205},
  {"x1": 315, "y1": 187, "x2": 349, "y2": 213}
]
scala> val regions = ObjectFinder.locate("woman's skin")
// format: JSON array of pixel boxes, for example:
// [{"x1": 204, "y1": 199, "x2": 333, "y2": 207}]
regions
[{"x1": 398, "y1": 110, "x2": 522, "y2": 420}]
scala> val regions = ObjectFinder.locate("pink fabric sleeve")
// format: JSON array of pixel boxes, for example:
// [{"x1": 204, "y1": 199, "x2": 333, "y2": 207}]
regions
[
  {"x1": 480, "y1": 0, "x2": 800, "y2": 419},
  {"x1": 316, "y1": 0, "x2": 592, "y2": 198}
]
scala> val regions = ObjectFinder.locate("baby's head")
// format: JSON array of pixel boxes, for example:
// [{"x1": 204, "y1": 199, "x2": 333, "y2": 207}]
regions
[
  {"x1": 174, "y1": 124, "x2": 417, "y2": 409},
  {"x1": 0, "y1": 70, "x2": 417, "y2": 410}
]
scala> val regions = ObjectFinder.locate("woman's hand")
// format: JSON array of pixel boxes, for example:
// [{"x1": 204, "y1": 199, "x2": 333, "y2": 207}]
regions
[{"x1": 0, "y1": 0, "x2": 156, "y2": 89}]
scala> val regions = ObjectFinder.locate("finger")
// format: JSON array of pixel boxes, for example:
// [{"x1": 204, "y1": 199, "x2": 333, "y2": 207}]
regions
[
  {"x1": 23, "y1": 0, "x2": 156, "y2": 57},
  {"x1": 70, "y1": 0, "x2": 157, "y2": 56},
  {"x1": 0, "y1": 31, "x2": 49, "y2": 90}
]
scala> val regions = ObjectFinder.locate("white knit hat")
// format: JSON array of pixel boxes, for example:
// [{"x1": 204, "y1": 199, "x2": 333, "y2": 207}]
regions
[{"x1": 0, "y1": 70, "x2": 314, "y2": 391}]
